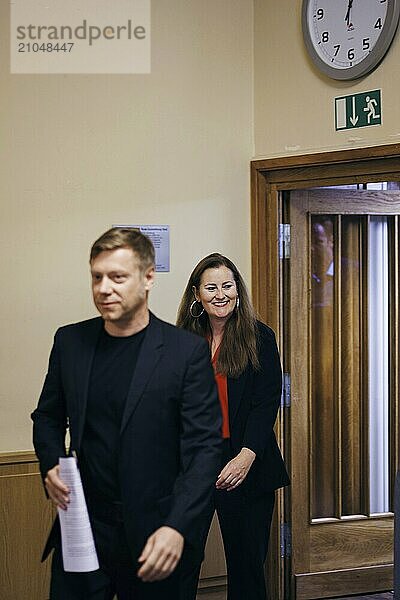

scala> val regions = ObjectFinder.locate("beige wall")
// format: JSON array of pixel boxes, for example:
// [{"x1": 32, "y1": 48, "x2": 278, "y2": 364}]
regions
[
  {"x1": 6, "y1": 0, "x2": 398, "y2": 453},
  {"x1": 1, "y1": 1, "x2": 253, "y2": 451},
  {"x1": 254, "y1": 0, "x2": 400, "y2": 158}
]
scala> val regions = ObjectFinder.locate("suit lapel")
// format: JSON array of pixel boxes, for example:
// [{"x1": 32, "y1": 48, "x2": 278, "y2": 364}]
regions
[
  {"x1": 76, "y1": 318, "x2": 103, "y2": 448},
  {"x1": 120, "y1": 314, "x2": 164, "y2": 434}
]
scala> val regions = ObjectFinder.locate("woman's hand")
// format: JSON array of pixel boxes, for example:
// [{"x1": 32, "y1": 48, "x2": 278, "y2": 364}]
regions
[{"x1": 216, "y1": 447, "x2": 256, "y2": 491}]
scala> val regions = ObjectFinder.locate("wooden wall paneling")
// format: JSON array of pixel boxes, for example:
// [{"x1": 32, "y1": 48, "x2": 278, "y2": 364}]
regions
[{"x1": 0, "y1": 452, "x2": 54, "y2": 600}]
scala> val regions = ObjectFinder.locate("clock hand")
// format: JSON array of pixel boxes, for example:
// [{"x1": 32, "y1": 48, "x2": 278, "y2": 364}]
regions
[{"x1": 345, "y1": 0, "x2": 354, "y2": 27}]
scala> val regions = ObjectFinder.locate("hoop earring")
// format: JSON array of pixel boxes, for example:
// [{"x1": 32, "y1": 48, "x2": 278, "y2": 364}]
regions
[
  {"x1": 236, "y1": 297, "x2": 240, "y2": 310},
  {"x1": 190, "y1": 300, "x2": 205, "y2": 318}
]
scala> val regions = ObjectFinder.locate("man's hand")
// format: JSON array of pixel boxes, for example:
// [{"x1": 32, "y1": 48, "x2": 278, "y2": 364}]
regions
[
  {"x1": 216, "y1": 447, "x2": 256, "y2": 491},
  {"x1": 45, "y1": 464, "x2": 70, "y2": 510},
  {"x1": 137, "y1": 526, "x2": 184, "y2": 582}
]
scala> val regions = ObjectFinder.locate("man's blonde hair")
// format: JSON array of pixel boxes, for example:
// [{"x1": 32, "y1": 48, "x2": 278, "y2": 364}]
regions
[{"x1": 90, "y1": 228, "x2": 155, "y2": 272}]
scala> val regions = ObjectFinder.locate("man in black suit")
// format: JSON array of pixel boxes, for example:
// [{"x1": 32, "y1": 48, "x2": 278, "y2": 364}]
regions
[{"x1": 31, "y1": 227, "x2": 222, "y2": 600}]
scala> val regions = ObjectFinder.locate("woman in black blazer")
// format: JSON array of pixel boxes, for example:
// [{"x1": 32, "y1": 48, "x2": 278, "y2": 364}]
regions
[{"x1": 177, "y1": 253, "x2": 289, "y2": 600}]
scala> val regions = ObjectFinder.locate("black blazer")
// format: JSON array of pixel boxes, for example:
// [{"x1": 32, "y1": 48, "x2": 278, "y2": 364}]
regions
[
  {"x1": 227, "y1": 321, "x2": 289, "y2": 495},
  {"x1": 31, "y1": 313, "x2": 222, "y2": 559}
]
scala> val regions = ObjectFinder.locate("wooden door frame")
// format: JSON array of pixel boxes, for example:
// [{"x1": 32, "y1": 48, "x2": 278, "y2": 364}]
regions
[{"x1": 250, "y1": 143, "x2": 400, "y2": 599}]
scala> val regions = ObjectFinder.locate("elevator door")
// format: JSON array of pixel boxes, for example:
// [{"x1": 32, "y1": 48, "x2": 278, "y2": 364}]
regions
[{"x1": 286, "y1": 188, "x2": 400, "y2": 599}]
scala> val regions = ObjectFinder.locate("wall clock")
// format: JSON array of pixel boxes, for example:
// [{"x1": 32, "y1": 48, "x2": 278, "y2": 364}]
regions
[{"x1": 302, "y1": 0, "x2": 400, "y2": 80}]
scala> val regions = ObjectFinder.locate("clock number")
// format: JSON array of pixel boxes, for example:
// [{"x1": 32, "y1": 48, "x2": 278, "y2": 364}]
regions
[
  {"x1": 374, "y1": 17, "x2": 383, "y2": 29},
  {"x1": 321, "y1": 31, "x2": 329, "y2": 43},
  {"x1": 363, "y1": 37, "x2": 370, "y2": 50},
  {"x1": 316, "y1": 8, "x2": 324, "y2": 19},
  {"x1": 333, "y1": 44, "x2": 340, "y2": 56},
  {"x1": 347, "y1": 48, "x2": 355, "y2": 60}
]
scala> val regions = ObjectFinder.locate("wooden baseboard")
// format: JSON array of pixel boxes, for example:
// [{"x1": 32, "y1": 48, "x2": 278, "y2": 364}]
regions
[
  {"x1": 198, "y1": 575, "x2": 227, "y2": 590},
  {"x1": 197, "y1": 586, "x2": 227, "y2": 599}
]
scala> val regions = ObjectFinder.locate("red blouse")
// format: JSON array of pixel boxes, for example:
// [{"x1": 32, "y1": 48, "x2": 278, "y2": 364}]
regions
[{"x1": 211, "y1": 346, "x2": 230, "y2": 439}]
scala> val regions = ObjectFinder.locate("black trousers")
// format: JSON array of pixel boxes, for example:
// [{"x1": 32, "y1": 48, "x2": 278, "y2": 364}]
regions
[
  {"x1": 216, "y1": 487, "x2": 275, "y2": 600},
  {"x1": 180, "y1": 441, "x2": 276, "y2": 600},
  {"x1": 50, "y1": 510, "x2": 180, "y2": 600}
]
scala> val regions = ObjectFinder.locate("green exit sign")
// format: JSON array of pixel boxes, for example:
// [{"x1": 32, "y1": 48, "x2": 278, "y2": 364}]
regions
[{"x1": 335, "y1": 90, "x2": 382, "y2": 131}]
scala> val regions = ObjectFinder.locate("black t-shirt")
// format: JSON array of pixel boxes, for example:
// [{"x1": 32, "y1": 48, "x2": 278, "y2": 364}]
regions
[{"x1": 79, "y1": 325, "x2": 147, "y2": 501}]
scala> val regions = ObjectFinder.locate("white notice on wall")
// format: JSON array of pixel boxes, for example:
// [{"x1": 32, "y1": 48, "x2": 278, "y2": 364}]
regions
[
  {"x1": 58, "y1": 457, "x2": 99, "y2": 572},
  {"x1": 113, "y1": 224, "x2": 170, "y2": 272}
]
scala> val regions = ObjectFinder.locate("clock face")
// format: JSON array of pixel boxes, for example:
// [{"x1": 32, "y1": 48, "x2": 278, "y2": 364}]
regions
[{"x1": 302, "y1": 0, "x2": 400, "y2": 79}]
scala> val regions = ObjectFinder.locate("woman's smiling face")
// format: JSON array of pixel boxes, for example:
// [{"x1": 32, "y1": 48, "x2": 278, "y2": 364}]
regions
[{"x1": 194, "y1": 265, "x2": 238, "y2": 324}]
